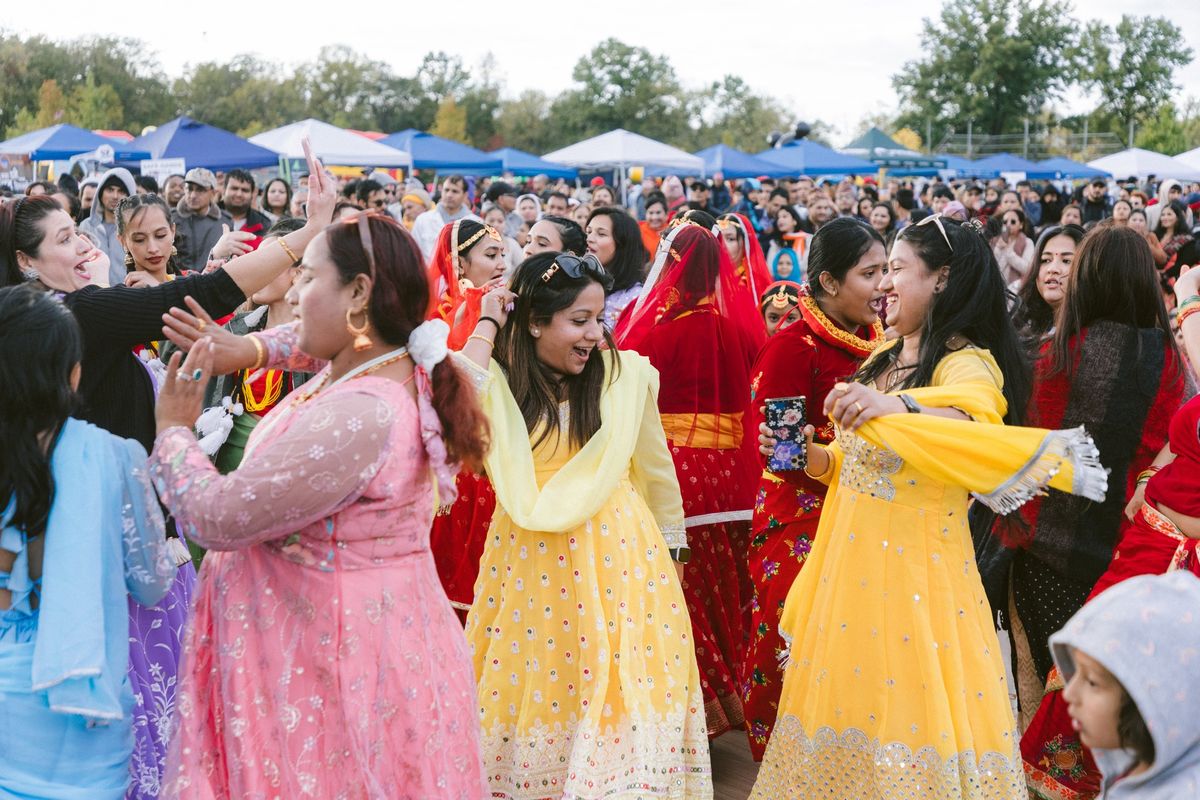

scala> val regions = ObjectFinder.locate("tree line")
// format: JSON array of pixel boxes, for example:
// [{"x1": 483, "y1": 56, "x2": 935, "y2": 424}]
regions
[{"x1": 1, "y1": 1, "x2": 1195, "y2": 157}]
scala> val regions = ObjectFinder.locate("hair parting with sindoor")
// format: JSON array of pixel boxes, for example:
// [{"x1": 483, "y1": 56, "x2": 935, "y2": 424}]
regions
[
  {"x1": 322, "y1": 215, "x2": 489, "y2": 470},
  {"x1": 853, "y1": 216, "x2": 1032, "y2": 425},
  {"x1": 0, "y1": 285, "x2": 82, "y2": 538},
  {"x1": 493, "y1": 252, "x2": 618, "y2": 450}
]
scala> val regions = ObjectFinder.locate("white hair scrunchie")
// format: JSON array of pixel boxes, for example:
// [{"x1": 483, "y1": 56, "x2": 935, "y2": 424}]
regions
[{"x1": 407, "y1": 318, "x2": 450, "y2": 372}]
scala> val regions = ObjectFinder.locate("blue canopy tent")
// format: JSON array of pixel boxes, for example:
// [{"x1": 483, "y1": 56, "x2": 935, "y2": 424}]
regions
[
  {"x1": 125, "y1": 116, "x2": 279, "y2": 170},
  {"x1": 754, "y1": 140, "x2": 877, "y2": 176},
  {"x1": 1033, "y1": 157, "x2": 1110, "y2": 180},
  {"x1": 380, "y1": 130, "x2": 502, "y2": 173},
  {"x1": 936, "y1": 154, "x2": 978, "y2": 176},
  {"x1": 969, "y1": 153, "x2": 1052, "y2": 179},
  {"x1": 687, "y1": 144, "x2": 793, "y2": 179},
  {"x1": 488, "y1": 147, "x2": 577, "y2": 179},
  {"x1": 0, "y1": 124, "x2": 149, "y2": 161},
  {"x1": 842, "y1": 128, "x2": 946, "y2": 177}
]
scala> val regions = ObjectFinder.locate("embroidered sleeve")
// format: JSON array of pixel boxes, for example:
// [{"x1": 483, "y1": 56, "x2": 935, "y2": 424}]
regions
[
  {"x1": 451, "y1": 351, "x2": 493, "y2": 394},
  {"x1": 149, "y1": 391, "x2": 393, "y2": 551},
  {"x1": 252, "y1": 321, "x2": 326, "y2": 374},
  {"x1": 117, "y1": 440, "x2": 175, "y2": 607}
]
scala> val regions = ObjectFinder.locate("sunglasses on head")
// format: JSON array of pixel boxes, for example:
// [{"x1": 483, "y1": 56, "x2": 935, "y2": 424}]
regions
[
  {"x1": 541, "y1": 253, "x2": 606, "y2": 283},
  {"x1": 915, "y1": 213, "x2": 954, "y2": 252}
]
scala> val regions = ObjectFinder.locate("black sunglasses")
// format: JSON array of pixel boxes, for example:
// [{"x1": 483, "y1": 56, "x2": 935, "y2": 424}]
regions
[{"x1": 541, "y1": 253, "x2": 606, "y2": 283}]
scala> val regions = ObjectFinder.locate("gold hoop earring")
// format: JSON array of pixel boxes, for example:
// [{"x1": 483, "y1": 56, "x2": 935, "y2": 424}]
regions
[{"x1": 346, "y1": 307, "x2": 373, "y2": 352}]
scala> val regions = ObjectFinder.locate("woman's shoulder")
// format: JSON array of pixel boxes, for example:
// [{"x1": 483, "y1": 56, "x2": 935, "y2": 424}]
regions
[{"x1": 932, "y1": 342, "x2": 1002, "y2": 387}]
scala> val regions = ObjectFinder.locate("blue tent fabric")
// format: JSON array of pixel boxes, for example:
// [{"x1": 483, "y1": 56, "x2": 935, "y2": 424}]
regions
[
  {"x1": 691, "y1": 145, "x2": 793, "y2": 179},
  {"x1": 488, "y1": 147, "x2": 577, "y2": 179},
  {"x1": 1034, "y1": 157, "x2": 1110, "y2": 180},
  {"x1": 126, "y1": 116, "x2": 279, "y2": 171},
  {"x1": 0, "y1": 124, "x2": 149, "y2": 161},
  {"x1": 936, "y1": 154, "x2": 978, "y2": 175},
  {"x1": 969, "y1": 153, "x2": 1051, "y2": 179},
  {"x1": 754, "y1": 140, "x2": 877, "y2": 176},
  {"x1": 380, "y1": 130, "x2": 502, "y2": 173}
]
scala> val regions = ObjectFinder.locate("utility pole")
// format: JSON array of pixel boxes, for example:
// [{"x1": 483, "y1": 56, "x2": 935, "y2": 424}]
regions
[
  {"x1": 967, "y1": 120, "x2": 973, "y2": 159},
  {"x1": 1128, "y1": 119, "x2": 1135, "y2": 147},
  {"x1": 1023, "y1": 118, "x2": 1029, "y2": 159},
  {"x1": 926, "y1": 118, "x2": 932, "y2": 153}
]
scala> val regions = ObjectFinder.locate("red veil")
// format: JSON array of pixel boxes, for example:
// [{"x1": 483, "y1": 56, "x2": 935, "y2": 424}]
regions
[
  {"x1": 718, "y1": 213, "x2": 772, "y2": 301},
  {"x1": 426, "y1": 220, "x2": 492, "y2": 350},
  {"x1": 615, "y1": 223, "x2": 766, "y2": 449}
]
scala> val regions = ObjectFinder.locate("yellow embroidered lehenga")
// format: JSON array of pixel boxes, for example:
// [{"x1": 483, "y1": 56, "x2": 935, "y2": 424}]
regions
[
  {"x1": 458, "y1": 351, "x2": 713, "y2": 800},
  {"x1": 749, "y1": 346, "x2": 1107, "y2": 800}
]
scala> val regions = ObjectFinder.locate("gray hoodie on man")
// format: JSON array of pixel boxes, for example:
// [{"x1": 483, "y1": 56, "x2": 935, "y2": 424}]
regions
[
  {"x1": 1051, "y1": 571, "x2": 1200, "y2": 799},
  {"x1": 77, "y1": 167, "x2": 136, "y2": 285},
  {"x1": 171, "y1": 198, "x2": 232, "y2": 272}
]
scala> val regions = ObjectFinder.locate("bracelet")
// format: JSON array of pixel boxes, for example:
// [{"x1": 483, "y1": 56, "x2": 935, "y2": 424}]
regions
[
  {"x1": 477, "y1": 316, "x2": 501, "y2": 332},
  {"x1": 1136, "y1": 466, "x2": 1162, "y2": 485},
  {"x1": 248, "y1": 334, "x2": 266, "y2": 370},
  {"x1": 277, "y1": 237, "x2": 301, "y2": 266},
  {"x1": 1179, "y1": 300, "x2": 1200, "y2": 326},
  {"x1": 467, "y1": 334, "x2": 495, "y2": 348}
]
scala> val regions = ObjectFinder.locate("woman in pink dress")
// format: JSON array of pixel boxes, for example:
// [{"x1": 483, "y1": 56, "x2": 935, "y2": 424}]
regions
[{"x1": 148, "y1": 212, "x2": 490, "y2": 799}]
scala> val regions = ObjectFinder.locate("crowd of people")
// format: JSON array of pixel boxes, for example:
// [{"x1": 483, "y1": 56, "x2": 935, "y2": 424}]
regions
[{"x1": 1, "y1": 143, "x2": 1199, "y2": 800}]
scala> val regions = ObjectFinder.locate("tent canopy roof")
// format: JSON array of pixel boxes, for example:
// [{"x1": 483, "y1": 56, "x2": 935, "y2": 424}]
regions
[
  {"x1": 249, "y1": 119, "x2": 411, "y2": 168},
  {"x1": 842, "y1": 127, "x2": 947, "y2": 170},
  {"x1": 754, "y1": 139, "x2": 877, "y2": 176},
  {"x1": 380, "y1": 130, "x2": 501, "y2": 172},
  {"x1": 0, "y1": 123, "x2": 149, "y2": 161},
  {"x1": 542, "y1": 129, "x2": 704, "y2": 173},
  {"x1": 127, "y1": 116, "x2": 279, "y2": 170},
  {"x1": 1033, "y1": 157, "x2": 1109, "y2": 180},
  {"x1": 487, "y1": 147, "x2": 577, "y2": 179},
  {"x1": 1087, "y1": 148, "x2": 1200, "y2": 182}
]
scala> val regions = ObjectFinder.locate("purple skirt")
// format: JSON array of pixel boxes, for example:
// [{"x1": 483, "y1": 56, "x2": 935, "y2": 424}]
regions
[{"x1": 126, "y1": 555, "x2": 195, "y2": 799}]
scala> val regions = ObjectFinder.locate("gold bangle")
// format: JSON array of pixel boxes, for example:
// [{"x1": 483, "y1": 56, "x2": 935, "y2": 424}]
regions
[
  {"x1": 278, "y1": 237, "x2": 301, "y2": 266},
  {"x1": 248, "y1": 334, "x2": 266, "y2": 370},
  {"x1": 1179, "y1": 303, "x2": 1200, "y2": 326},
  {"x1": 467, "y1": 334, "x2": 495, "y2": 348}
]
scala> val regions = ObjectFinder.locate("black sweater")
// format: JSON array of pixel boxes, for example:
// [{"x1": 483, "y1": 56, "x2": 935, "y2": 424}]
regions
[{"x1": 64, "y1": 270, "x2": 246, "y2": 452}]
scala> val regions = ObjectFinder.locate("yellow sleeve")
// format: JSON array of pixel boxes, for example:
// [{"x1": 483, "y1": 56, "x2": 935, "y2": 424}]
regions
[
  {"x1": 917, "y1": 346, "x2": 1007, "y2": 424},
  {"x1": 629, "y1": 368, "x2": 687, "y2": 546}
]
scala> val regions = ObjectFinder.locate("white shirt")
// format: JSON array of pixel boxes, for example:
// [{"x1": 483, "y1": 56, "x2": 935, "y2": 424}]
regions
[{"x1": 411, "y1": 205, "x2": 481, "y2": 261}]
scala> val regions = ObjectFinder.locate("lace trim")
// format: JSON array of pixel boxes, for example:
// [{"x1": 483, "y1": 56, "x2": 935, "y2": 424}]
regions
[
  {"x1": 683, "y1": 510, "x2": 753, "y2": 528},
  {"x1": 971, "y1": 425, "x2": 1107, "y2": 515},
  {"x1": 482, "y1": 712, "x2": 712, "y2": 800},
  {"x1": 659, "y1": 521, "x2": 688, "y2": 549},
  {"x1": 751, "y1": 716, "x2": 1026, "y2": 800}
]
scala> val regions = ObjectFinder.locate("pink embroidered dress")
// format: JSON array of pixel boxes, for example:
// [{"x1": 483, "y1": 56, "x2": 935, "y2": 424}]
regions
[{"x1": 148, "y1": 325, "x2": 487, "y2": 799}]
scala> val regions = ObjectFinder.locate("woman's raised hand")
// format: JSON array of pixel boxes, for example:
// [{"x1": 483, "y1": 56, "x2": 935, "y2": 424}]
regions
[
  {"x1": 302, "y1": 137, "x2": 337, "y2": 227},
  {"x1": 480, "y1": 284, "x2": 518, "y2": 328},
  {"x1": 162, "y1": 296, "x2": 259, "y2": 375}
]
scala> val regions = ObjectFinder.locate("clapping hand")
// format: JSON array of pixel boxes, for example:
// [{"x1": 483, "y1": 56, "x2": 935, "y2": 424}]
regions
[
  {"x1": 156, "y1": 337, "x2": 215, "y2": 434},
  {"x1": 162, "y1": 296, "x2": 258, "y2": 375}
]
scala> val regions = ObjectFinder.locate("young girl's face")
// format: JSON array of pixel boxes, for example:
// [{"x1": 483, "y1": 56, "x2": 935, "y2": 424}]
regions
[{"x1": 1062, "y1": 648, "x2": 1125, "y2": 750}]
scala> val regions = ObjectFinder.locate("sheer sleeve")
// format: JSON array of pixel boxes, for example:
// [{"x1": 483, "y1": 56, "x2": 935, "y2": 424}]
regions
[
  {"x1": 149, "y1": 391, "x2": 394, "y2": 551},
  {"x1": 115, "y1": 439, "x2": 175, "y2": 607},
  {"x1": 629, "y1": 376, "x2": 687, "y2": 547},
  {"x1": 251, "y1": 322, "x2": 327, "y2": 374},
  {"x1": 451, "y1": 351, "x2": 494, "y2": 395}
]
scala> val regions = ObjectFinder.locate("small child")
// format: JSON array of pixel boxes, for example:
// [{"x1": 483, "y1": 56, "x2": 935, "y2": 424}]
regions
[{"x1": 1053, "y1": 571, "x2": 1200, "y2": 798}]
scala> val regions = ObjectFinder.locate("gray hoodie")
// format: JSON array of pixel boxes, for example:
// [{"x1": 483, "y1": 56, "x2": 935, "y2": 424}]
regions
[
  {"x1": 77, "y1": 167, "x2": 136, "y2": 285},
  {"x1": 1051, "y1": 571, "x2": 1200, "y2": 799}
]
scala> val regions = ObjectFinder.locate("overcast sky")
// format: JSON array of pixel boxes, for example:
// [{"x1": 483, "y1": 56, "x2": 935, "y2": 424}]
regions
[{"x1": 9, "y1": 0, "x2": 1200, "y2": 144}]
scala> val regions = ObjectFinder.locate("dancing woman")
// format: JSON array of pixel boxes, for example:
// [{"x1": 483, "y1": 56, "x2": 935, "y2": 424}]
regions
[
  {"x1": 749, "y1": 216, "x2": 1107, "y2": 799},
  {"x1": 614, "y1": 223, "x2": 765, "y2": 736},
  {"x1": 456, "y1": 252, "x2": 712, "y2": 798},
  {"x1": 149, "y1": 212, "x2": 490, "y2": 797},
  {"x1": 741, "y1": 218, "x2": 886, "y2": 759}
]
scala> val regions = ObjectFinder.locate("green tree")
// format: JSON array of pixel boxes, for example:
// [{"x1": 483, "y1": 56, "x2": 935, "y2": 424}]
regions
[
  {"x1": 461, "y1": 53, "x2": 502, "y2": 149},
  {"x1": 1135, "y1": 101, "x2": 1200, "y2": 155},
  {"x1": 430, "y1": 95, "x2": 467, "y2": 143},
  {"x1": 494, "y1": 90, "x2": 555, "y2": 153},
  {"x1": 1079, "y1": 16, "x2": 1193, "y2": 146},
  {"x1": 893, "y1": 0, "x2": 1079, "y2": 136},
  {"x1": 686, "y1": 75, "x2": 790, "y2": 153},
  {"x1": 550, "y1": 38, "x2": 690, "y2": 146},
  {"x1": 69, "y1": 73, "x2": 124, "y2": 130}
]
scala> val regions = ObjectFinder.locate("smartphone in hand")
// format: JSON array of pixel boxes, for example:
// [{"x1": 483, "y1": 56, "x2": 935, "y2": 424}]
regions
[{"x1": 765, "y1": 395, "x2": 807, "y2": 471}]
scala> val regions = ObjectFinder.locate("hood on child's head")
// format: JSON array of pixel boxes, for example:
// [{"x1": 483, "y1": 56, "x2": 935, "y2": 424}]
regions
[{"x1": 1051, "y1": 571, "x2": 1200, "y2": 799}]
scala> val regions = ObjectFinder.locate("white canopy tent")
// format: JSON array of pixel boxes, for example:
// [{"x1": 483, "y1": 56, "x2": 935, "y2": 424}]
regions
[
  {"x1": 1175, "y1": 146, "x2": 1200, "y2": 174},
  {"x1": 543, "y1": 129, "x2": 704, "y2": 204},
  {"x1": 249, "y1": 119, "x2": 412, "y2": 168},
  {"x1": 1087, "y1": 147, "x2": 1200, "y2": 182}
]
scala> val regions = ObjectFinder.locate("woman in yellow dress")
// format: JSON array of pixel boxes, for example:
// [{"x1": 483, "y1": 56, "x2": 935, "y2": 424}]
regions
[
  {"x1": 456, "y1": 252, "x2": 712, "y2": 799},
  {"x1": 749, "y1": 215, "x2": 1108, "y2": 800}
]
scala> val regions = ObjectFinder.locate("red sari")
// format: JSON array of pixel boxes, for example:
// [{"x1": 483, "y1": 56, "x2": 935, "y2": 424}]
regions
[
  {"x1": 426, "y1": 222, "x2": 497, "y2": 619},
  {"x1": 719, "y1": 213, "x2": 773, "y2": 302},
  {"x1": 616, "y1": 223, "x2": 766, "y2": 737},
  {"x1": 740, "y1": 288, "x2": 884, "y2": 759},
  {"x1": 1022, "y1": 395, "x2": 1200, "y2": 800}
]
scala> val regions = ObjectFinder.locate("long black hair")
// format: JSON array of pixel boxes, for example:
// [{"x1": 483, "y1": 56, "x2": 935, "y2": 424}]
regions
[
  {"x1": 539, "y1": 215, "x2": 586, "y2": 255},
  {"x1": 1012, "y1": 224, "x2": 1086, "y2": 340},
  {"x1": 494, "y1": 252, "x2": 617, "y2": 449},
  {"x1": 586, "y1": 207, "x2": 646, "y2": 292},
  {"x1": 1154, "y1": 199, "x2": 1191, "y2": 239},
  {"x1": 116, "y1": 194, "x2": 183, "y2": 276},
  {"x1": 807, "y1": 216, "x2": 885, "y2": 300},
  {"x1": 855, "y1": 217, "x2": 1032, "y2": 425},
  {"x1": 0, "y1": 285, "x2": 82, "y2": 537}
]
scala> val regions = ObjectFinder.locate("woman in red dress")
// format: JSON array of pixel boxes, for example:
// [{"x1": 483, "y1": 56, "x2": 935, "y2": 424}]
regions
[
  {"x1": 719, "y1": 212, "x2": 773, "y2": 302},
  {"x1": 740, "y1": 217, "x2": 888, "y2": 759},
  {"x1": 615, "y1": 221, "x2": 766, "y2": 736},
  {"x1": 426, "y1": 219, "x2": 506, "y2": 617}
]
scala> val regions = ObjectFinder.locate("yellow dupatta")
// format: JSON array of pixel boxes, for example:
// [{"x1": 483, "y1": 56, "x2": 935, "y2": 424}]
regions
[{"x1": 471, "y1": 349, "x2": 685, "y2": 534}]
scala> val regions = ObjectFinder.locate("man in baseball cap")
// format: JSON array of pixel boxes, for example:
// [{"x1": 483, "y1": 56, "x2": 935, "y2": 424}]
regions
[
  {"x1": 171, "y1": 167, "x2": 232, "y2": 269},
  {"x1": 485, "y1": 180, "x2": 521, "y2": 237}
]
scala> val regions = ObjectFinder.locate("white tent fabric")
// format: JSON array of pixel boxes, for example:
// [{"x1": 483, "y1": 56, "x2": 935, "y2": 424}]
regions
[
  {"x1": 249, "y1": 119, "x2": 411, "y2": 168},
  {"x1": 542, "y1": 129, "x2": 704, "y2": 174},
  {"x1": 1087, "y1": 148, "x2": 1200, "y2": 182},
  {"x1": 1175, "y1": 146, "x2": 1200, "y2": 173}
]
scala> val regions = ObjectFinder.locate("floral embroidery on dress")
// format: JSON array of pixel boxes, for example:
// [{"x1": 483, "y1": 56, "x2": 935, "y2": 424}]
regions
[{"x1": 835, "y1": 429, "x2": 904, "y2": 501}]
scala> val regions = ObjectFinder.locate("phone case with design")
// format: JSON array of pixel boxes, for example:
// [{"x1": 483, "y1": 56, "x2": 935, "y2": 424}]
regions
[{"x1": 765, "y1": 395, "x2": 807, "y2": 472}]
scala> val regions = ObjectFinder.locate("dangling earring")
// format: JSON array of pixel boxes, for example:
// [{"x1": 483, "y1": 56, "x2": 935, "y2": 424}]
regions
[
  {"x1": 125, "y1": 252, "x2": 135, "y2": 268},
  {"x1": 170, "y1": 246, "x2": 178, "y2": 258},
  {"x1": 346, "y1": 307, "x2": 373, "y2": 352}
]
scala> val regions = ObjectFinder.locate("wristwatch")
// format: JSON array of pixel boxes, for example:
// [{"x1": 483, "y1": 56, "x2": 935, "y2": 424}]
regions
[
  {"x1": 669, "y1": 546, "x2": 692, "y2": 564},
  {"x1": 899, "y1": 393, "x2": 921, "y2": 414}
]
